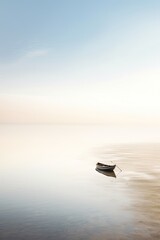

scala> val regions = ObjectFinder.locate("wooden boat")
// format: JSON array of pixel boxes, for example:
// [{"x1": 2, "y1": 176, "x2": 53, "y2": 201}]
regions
[
  {"x1": 96, "y1": 162, "x2": 116, "y2": 171},
  {"x1": 96, "y1": 168, "x2": 116, "y2": 178}
]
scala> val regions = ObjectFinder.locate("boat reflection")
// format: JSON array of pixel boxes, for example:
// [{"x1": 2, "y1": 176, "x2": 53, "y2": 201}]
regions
[{"x1": 95, "y1": 168, "x2": 116, "y2": 178}]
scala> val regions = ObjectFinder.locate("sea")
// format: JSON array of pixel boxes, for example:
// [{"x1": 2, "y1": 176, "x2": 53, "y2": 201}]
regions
[{"x1": 0, "y1": 124, "x2": 160, "y2": 240}]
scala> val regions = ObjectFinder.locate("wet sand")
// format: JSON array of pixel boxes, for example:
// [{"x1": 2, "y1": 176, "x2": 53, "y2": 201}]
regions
[{"x1": 102, "y1": 144, "x2": 160, "y2": 239}]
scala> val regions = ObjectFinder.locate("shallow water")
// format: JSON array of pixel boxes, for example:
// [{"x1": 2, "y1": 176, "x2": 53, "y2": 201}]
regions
[{"x1": 0, "y1": 125, "x2": 160, "y2": 239}]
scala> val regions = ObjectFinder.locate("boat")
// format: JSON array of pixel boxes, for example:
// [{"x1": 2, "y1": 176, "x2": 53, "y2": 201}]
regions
[
  {"x1": 96, "y1": 162, "x2": 116, "y2": 171},
  {"x1": 96, "y1": 168, "x2": 116, "y2": 178}
]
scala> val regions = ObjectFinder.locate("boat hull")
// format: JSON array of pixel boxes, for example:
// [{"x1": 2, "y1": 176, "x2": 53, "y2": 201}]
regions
[
  {"x1": 96, "y1": 162, "x2": 116, "y2": 171},
  {"x1": 96, "y1": 168, "x2": 116, "y2": 178}
]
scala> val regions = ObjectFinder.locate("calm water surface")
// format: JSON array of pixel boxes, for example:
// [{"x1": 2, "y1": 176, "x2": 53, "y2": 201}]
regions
[{"x1": 0, "y1": 125, "x2": 160, "y2": 240}]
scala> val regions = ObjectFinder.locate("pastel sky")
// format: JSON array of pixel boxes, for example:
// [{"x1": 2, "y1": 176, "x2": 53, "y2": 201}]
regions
[{"x1": 1, "y1": 0, "x2": 160, "y2": 124}]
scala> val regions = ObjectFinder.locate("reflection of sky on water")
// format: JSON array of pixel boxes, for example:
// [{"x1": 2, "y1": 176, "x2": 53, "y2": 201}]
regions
[{"x1": 0, "y1": 125, "x2": 160, "y2": 239}]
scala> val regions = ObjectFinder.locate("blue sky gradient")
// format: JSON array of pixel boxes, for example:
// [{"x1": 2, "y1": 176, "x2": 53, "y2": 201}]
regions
[
  {"x1": 1, "y1": 0, "x2": 160, "y2": 62},
  {"x1": 1, "y1": 1, "x2": 160, "y2": 124}
]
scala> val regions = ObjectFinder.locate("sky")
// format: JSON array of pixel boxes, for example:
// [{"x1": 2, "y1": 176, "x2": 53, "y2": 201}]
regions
[{"x1": 1, "y1": 0, "x2": 160, "y2": 125}]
